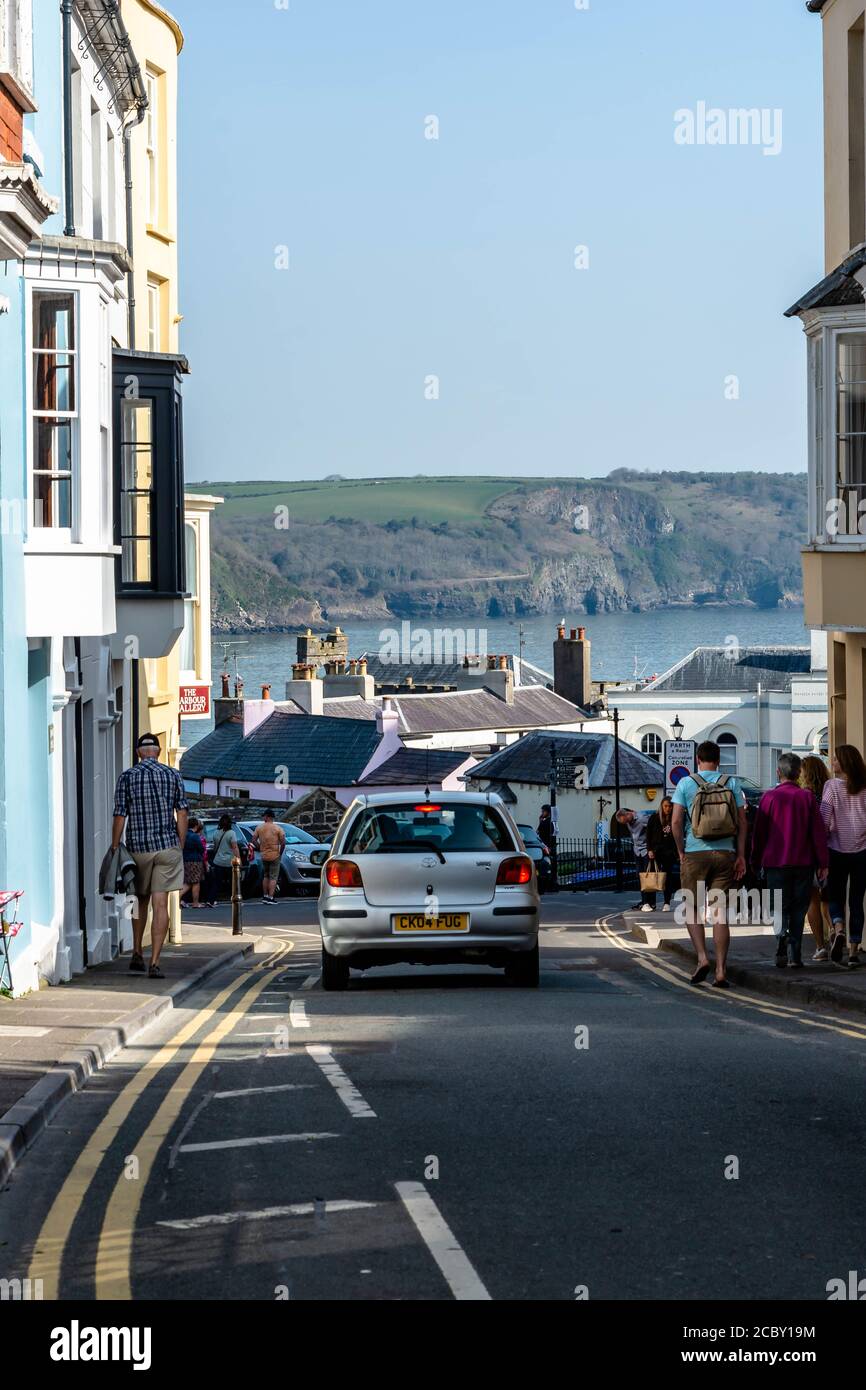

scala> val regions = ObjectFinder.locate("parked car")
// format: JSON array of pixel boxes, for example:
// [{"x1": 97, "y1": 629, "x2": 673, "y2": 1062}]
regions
[
  {"x1": 517, "y1": 823, "x2": 552, "y2": 892},
  {"x1": 238, "y1": 820, "x2": 332, "y2": 897},
  {"x1": 315, "y1": 791, "x2": 540, "y2": 990}
]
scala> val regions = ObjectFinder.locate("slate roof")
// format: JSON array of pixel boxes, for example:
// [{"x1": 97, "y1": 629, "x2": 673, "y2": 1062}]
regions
[
  {"x1": 356, "y1": 748, "x2": 471, "y2": 787},
  {"x1": 785, "y1": 244, "x2": 866, "y2": 316},
  {"x1": 180, "y1": 712, "x2": 382, "y2": 787},
  {"x1": 363, "y1": 655, "x2": 515, "y2": 688},
  {"x1": 465, "y1": 731, "x2": 665, "y2": 790},
  {"x1": 390, "y1": 686, "x2": 587, "y2": 735},
  {"x1": 280, "y1": 696, "x2": 380, "y2": 720},
  {"x1": 644, "y1": 646, "x2": 812, "y2": 694}
]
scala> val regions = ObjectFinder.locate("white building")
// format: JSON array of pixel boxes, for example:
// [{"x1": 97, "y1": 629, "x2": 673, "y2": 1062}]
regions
[{"x1": 596, "y1": 635, "x2": 829, "y2": 789}]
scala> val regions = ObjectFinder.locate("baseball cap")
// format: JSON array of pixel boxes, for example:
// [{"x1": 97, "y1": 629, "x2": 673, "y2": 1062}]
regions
[{"x1": 136, "y1": 733, "x2": 161, "y2": 750}]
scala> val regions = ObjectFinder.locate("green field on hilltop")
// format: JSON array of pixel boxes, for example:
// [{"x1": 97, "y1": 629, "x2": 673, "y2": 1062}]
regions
[{"x1": 194, "y1": 476, "x2": 526, "y2": 524}]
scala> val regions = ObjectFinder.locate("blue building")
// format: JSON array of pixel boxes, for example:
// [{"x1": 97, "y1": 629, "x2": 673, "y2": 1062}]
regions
[{"x1": 0, "y1": 2, "x2": 187, "y2": 993}]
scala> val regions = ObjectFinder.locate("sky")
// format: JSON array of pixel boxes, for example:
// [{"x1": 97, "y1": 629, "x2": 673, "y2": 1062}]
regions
[{"x1": 167, "y1": 0, "x2": 825, "y2": 485}]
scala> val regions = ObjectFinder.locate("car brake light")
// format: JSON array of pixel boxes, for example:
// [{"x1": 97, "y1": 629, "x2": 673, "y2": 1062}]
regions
[
  {"x1": 497, "y1": 856, "x2": 533, "y2": 885},
  {"x1": 413, "y1": 804, "x2": 441, "y2": 813},
  {"x1": 326, "y1": 859, "x2": 364, "y2": 888}
]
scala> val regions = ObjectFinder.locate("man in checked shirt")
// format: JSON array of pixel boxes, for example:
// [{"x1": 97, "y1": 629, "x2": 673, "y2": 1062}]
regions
[{"x1": 111, "y1": 732, "x2": 189, "y2": 978}]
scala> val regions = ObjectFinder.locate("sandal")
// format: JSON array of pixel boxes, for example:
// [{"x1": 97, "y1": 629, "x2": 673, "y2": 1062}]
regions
[
  {"x1": 690, "y1": 963, "x2": 711, "y2": 986},
  {"x1": 148, "y1": 964, "x2": 165, "y2": 979},
  {"x1": 830, "y1": 930, "x2": 846, "y2": 964}
]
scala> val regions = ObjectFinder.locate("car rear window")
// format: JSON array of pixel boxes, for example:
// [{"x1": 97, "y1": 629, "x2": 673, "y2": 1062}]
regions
[{"x1": 343, "y1": 802, "x2": 516, "y2": 855}]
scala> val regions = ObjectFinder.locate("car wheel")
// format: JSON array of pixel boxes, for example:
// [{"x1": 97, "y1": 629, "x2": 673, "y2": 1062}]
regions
[
  {"x1": 504, "y1": 942, "x2": 540, "y2": 988},
  {"x1": 321, "y1": 945, "x2": 350, "y2": 992}
]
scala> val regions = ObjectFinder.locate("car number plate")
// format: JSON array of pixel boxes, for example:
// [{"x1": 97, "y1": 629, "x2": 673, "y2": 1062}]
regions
[{"x1": 392, "y1": 913, "x2": 470, "y2": 933}]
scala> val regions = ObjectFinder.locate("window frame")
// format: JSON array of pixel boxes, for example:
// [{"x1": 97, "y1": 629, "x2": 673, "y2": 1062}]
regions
[
  {"x1": 29, "y1": 288, "x2": 79, "y2": 534},
  {"x1": 145, "y1": 67, "x2": 160, "y2": 228},
  {"x1": 714, "y1": 731, "x2": 739, "y2": 775},
  {"x1": 639, "y1": 730, "x2": 664, "y2": 763},
  {"x1": 805, "y1": 311, "x2": 866, "y2": 546}
]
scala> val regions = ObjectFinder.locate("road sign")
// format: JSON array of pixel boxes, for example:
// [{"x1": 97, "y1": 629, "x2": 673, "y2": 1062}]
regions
[{"x1": 664, "y1": 739, "x2": 696, "y2": 791}]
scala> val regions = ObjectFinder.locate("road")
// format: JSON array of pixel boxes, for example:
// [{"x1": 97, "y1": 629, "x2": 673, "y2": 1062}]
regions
[{"x1": 2, "y1": 892, "x2": 865, "y2": 1302}]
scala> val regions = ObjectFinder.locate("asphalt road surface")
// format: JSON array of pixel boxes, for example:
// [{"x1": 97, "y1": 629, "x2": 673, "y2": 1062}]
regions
[{"x1": 3, "y1": 892, "x2": 865, "y2": 1302}]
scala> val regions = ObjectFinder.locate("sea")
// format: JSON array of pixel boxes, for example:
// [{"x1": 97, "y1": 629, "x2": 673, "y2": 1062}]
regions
[{"x1": 184, "y1": 606, "x2": 810, "y2": 749}]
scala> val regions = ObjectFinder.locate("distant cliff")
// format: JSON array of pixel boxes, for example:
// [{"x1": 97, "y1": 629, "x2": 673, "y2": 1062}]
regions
[{"x1": 205, "y1": 471, "x2": 807, "y2": 632}]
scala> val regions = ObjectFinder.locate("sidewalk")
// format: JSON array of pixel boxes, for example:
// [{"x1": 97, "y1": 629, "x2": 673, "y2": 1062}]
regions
[
  {"x1": 0, "y1": 919, "x2": 261, "y2": 1185},
  {"x1": 625, "y1": 907, "x2": 866, "y2": 1018}
]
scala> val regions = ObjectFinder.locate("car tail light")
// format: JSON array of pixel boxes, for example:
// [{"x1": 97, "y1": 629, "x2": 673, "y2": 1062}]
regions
[
  {"x1": 326, "y1": 859, "x2": 364, "y2": 889},
  {"x1": 496, "y1": 856, "x2": 533, "y2": 885},
  {"x1": 413, "y1": 804, "x2": 441, "y2": 813}
]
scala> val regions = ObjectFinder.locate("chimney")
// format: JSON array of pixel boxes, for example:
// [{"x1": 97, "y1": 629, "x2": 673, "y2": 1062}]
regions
[
  {"x1": 285, "y1": 667, "x2": 324, "y2": 715},
  {"x1": 554, "y1": 623, "x2": 592, "y2": 709},
  {"x1": 483, "y1": 663, "x2": 514, "y2": 705},
  {"x1": 376, "y1": 697, "x2": 400, "y2": 740},
  {"x1": 261, "y1": 683, "x2": 272, "y2": 700},
  {"x1": 358, "y1": 657, "x2": 367, "y2": 675},
  {"x1": 243, "y1": 699, "x2": 275, "y2": 737},
  {"x1": 221, "y1": 672, "x2": 230, "y2": 698}
]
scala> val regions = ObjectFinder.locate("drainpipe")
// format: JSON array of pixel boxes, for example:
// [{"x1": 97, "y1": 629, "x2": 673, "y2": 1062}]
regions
[
  {"x1": 61, "y1": 0, "x2": 76, "y2": 236},
  {"x1": 123, "y1": 103, "x2": 147, "y2": 347}
]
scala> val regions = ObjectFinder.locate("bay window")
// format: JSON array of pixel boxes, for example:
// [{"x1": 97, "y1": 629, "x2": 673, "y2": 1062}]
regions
[
  {"x1": 31, "y1": 292, "x2": 76, "y2": 529},
  {"x1": 179, "y1": 522, "x2": 198, "y2": 671},
  {"x1": 113, "y1": 348, "x2": 188, "y2": 600}
]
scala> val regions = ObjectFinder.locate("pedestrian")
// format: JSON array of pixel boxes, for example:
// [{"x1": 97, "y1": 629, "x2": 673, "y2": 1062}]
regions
[
  {"x1": 110, "y1": 732, "x2": 188, "y2": 979},
  {"x1": 750, "y1": 753, "x2": 829, "y2": 969},
  {"x1": 670, "y1": 740, "x2": 748, "y2": 987},
  {"x1": 180, "y1": 818, "x2": 207, "y2": 909},
  {"x1": 800, "y1": 753, "x2": 832, "y2": 960},
  {"x1": 537, "y1": 805, "x2": 553, "y2": 850},
  {"x1": 252, "y1": 809, "x2": 286, "y2": 903},
  {"x1": 820, "y1": 744, "x2": 866, "y2": 968},
  {"x1": 614, "y1": 807, "x2": 658, "y2": 912},
  {"x1": 211, "y1": 814, "x2": 241, "y2": 901},
  {"x1": 646, "y1": 795, "x2": 680, "y2": 910}
]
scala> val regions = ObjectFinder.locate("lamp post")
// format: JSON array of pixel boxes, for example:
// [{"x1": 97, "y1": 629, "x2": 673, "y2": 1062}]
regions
[
  {"x1": 672, "y1": 714, "x2": 684, "y2": 741},
  {"x1": 613, "y1": 706, "x2": 623, "y2": 893}
]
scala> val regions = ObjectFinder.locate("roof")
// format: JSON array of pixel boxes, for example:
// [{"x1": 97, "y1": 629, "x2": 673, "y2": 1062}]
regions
[
  {"x1": 179, "y1": 712, "x2": 382, "y2": 787},
  {"x1": 390, "y1": 686, "x2": 587, "y2": 736},
  {"x1": 785, "y1": 244, "x2": 866, "y2": 317},
  {"x1": 279, "y1": 696, "x2": 380, "y2": 720},
  {"x1": 644, "y1": 646, "x2": 812, "y2": 694},
  {"x1": 466, "y1": 731, "x2": 665, "y2": 790},
  {"x1": 356, "y1": 748, "x2": 471, "y2": 787},
  {"x1": 362, "y1": 655, "x2": 516, "y2": 688}
]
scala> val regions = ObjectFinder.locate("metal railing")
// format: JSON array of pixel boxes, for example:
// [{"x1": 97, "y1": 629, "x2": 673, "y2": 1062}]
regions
[{"x1": 553, "y1": 838, "x2": 639, "y2": 892}]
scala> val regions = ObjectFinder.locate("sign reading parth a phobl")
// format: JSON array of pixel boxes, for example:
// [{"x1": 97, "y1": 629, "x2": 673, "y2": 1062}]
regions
[
  {"x1": 179, "y1": 684, "x2": 210, "y2": 718},
  {"x1": 664, "y1": 739, "x2": 697, "y2": 792}
]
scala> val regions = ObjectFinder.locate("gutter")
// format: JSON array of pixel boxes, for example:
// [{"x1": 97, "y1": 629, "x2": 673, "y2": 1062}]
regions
[{"x1": 61, "y1": 1, "x2": 75, "y2": 235}]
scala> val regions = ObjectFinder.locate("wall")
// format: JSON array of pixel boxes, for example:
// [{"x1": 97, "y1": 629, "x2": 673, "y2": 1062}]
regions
[{"x1": 821, "y1": 0, "x2": 866, "y2": 270}]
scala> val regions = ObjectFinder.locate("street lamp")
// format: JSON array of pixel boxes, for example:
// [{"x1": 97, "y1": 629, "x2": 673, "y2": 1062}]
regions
[{"x1": 671, "y1": 714, "x2": 684, "y2": 741}]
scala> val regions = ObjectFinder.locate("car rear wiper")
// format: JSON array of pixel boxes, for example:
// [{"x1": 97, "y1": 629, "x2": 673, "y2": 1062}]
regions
[{"x1": 379, "y1": 840, "x2": 446, "y2": 864}]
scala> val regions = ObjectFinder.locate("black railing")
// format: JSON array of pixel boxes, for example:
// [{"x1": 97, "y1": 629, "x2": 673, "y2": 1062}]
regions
[{"x1": 554, "y1": 837, "x2": 639, "y2": 892}]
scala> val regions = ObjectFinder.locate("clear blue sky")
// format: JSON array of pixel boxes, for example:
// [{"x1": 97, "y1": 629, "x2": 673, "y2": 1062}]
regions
[{"x1": 168, "y1": 0, "x2": 824, "y2": 484}]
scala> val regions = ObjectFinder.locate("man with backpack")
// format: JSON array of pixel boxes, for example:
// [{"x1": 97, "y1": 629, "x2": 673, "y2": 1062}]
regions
[{"x1": 671, "y1": 740, "x2": 748, "y2": 988}]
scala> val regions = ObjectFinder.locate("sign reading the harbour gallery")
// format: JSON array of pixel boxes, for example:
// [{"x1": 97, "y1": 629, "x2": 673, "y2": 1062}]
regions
[{"x1": 179, "y1": 684, "x2": 210, "y2": 718}]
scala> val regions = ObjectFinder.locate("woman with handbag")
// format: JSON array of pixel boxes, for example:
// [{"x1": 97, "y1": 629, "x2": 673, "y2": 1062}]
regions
[{"x1": 647, "y1": 796, "x2": 679, "y2": 911}]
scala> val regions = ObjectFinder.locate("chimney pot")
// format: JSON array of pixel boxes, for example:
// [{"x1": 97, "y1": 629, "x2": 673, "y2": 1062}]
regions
[
  {"x1": 261, "y1": 684, "x2": 272, "y2": 700},
  {"x1": 570, "y1": 628, "x2": 578, "y2": 641},
  {"x1": 578, "y1": 627, "x2": 586, "y2": 641},
  {"x1": 557, "y1": 624, "x2": 566, "y2": 639},
  {"x1": 498, "y1": 654, "x2": 507, "y2": 670},
  {"x1": 358, "y1": 657, "x2": 367, "y2": 675},
  {"x1": 221, "y1": 672, "x2": 230, "y2": 697}
]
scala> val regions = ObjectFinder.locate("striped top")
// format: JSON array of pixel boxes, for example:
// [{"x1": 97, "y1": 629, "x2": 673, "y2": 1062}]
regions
[{"x1": 820, "y1": 777, "x2": 866, "y2": 854}]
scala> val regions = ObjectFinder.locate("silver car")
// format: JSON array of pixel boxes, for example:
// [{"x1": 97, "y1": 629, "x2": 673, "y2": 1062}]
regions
[{"x1": 315, "y1": 791, "x2": 540, "y2": 990}]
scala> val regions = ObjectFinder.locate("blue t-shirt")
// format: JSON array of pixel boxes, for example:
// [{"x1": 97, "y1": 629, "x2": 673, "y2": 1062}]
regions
[{"x1": 672, "y1": 771, "x2": 746, "y2": 853}]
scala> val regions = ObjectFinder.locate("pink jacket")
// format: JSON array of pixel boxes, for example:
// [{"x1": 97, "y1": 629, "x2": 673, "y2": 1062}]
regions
[{"x1": 820, "y1": 777, "x2": 866, "y2": 854}]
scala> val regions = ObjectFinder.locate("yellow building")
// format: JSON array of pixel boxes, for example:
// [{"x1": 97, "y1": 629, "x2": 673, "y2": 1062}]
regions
[
  {"x1": 119, "y1": 0, "x2": 186, "y2": 765},
  {"x1": 788, "y1": 0, "x2": 866, "y2": 755}
]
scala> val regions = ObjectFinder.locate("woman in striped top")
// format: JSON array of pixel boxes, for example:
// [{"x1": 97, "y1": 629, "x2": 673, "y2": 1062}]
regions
[{"x1": 820, "y1": 745, "x2": 866, "y2": 967}]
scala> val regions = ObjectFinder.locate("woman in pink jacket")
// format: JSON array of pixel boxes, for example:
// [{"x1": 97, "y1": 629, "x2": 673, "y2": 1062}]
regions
[{"x1": 820, "y1": 745, "x2": 866, "y2": 967}]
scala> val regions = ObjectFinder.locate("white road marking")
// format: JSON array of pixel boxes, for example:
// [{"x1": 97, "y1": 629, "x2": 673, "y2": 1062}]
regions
[
  {"x1": 395, "y1": 1182, "x2": 491, "y2": 1301},
  {"x1": 212, "y1": 1084, "x2": 315, "y2": 1100},
  {"x1": 178, "y1": 1132, "x2": 339, "y2": 1154},
  {"x1": 300, "y1": 973, "x2": 320, "y2": 990},
  {"x1": 289, "y1": 1000, "x2": 310, "y2": 1029},
  {"x1": 157, "y1": 1199, "x2": 378, "y2": 1231},
  {"x1": 306, "y1": 1044, "x2": 376, "y2": 1118},
  {"x1": 233, "y1": 1031, "x2": 284, "y2": 1038}
]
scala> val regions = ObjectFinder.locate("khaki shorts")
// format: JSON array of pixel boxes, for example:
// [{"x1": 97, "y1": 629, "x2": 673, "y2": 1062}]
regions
[
  {"x1": 680, "y1": 850, "x2": 736, "y2": 900},
  {"x1": 132, "y1": 847, "x2": 184, "y2": 895}
]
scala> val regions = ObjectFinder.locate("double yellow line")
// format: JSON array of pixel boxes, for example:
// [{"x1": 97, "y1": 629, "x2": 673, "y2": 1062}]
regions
[
  {"x1": 30, "y1": 942, "x2": 289, "y2": 1300},
  {"x1": 596, "y1": 915, "x2": 866, "y2": 1041}
]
